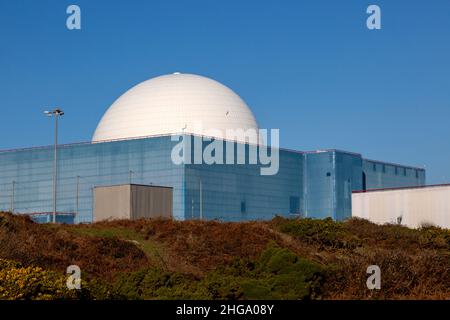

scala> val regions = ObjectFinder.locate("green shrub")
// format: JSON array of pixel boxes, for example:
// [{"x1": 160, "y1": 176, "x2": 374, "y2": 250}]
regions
[
  {"x1": 203, "y1": 243, "x2": 325, "y2": 300},
  {"x1": 113, "y1": 268, "x2": 210, "y2": 300},
  {"x1": 202, "y1": 273, "x2": 243, "y2": 299},
  {"x1": 272, "y1": 216, "x2": 361, "y2": 249},
  {"x1": 110, "y1": 243, "x2": 325, "y2": 300}
]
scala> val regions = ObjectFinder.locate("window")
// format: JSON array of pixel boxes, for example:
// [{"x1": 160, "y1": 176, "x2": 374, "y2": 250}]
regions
[
  {"x1": 404, "y1": 168, "x2": 407, "y2": 176},
  {"x1": 416, "y1": 170, "x2": 419, "y2": 178},
  {"x1": 382, "y1": 164, "x2": 386, "y2": 173},
  {"x1": 373, "y1": 163, "x2": 376, "y2": 172},
  {"x1": 395, "y1": 167, "x2": 398, "y2": 175},
  {"x1": 289, "y1": 196, "x2": 300, "y2": 214},
  {"x1": 240, "y1": 201, "x2": 246, "y2": 214}
]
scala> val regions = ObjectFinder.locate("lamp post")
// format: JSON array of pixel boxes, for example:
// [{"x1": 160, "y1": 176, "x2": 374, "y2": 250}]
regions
[{"x1": 44, "y1": 108, "x2": 64, "y2": 224}]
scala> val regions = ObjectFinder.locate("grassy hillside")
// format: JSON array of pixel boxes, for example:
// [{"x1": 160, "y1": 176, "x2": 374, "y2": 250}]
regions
[{"x1": 0, "y1": 212, "x2": 449, "y2": 300}]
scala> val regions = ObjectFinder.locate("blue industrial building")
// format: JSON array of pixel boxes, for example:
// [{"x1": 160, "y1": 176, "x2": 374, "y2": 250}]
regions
[
  {"x1": 0, "y1": 134, "x2": 425, "y2": 223},
  {"x1": 0, "y1": 74, "x2": 425, "y2": 223}
]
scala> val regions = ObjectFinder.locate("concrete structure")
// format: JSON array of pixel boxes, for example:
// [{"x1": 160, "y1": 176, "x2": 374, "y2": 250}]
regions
[
  {"x1": 0, "y1": 73, "x2": 426, "y2": 223},
  {"x1": 352, "y1": 184, "x2": 450, "y2": 229},
  {"x1": 93, "y1": 184, "x2": 172, "y2": 222}
]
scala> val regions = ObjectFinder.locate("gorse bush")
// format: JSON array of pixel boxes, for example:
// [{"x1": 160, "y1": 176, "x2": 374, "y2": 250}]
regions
[
  {"x1": 0, "y1": 258, "x2": 71, "y2": 300},
  {"x1": 0, "y1": 258, "x2": 116, "y2": 300}
]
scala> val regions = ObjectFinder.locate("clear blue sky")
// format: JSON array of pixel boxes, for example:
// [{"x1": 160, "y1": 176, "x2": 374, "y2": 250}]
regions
[{"x1": 0, "y1": 0, "x2": 449, "y2": 183}]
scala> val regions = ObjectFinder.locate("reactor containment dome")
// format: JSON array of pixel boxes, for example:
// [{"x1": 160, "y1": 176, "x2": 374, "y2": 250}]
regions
[{"x1": 92, "y1": 73, "x2": 259, "y2": 143}]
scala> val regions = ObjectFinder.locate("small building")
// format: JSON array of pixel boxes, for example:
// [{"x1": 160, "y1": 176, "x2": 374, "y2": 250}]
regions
[
  {"x1": 352, "y1": 184, "x2": 450, "y2": 229},
  {"x1": 93, "y1": 184, "x2": 173, "y2": 222}
]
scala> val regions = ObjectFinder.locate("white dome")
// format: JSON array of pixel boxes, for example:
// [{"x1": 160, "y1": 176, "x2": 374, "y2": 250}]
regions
[{"x1": 92, "y1": 73, "x2": 259, "y2": 143}]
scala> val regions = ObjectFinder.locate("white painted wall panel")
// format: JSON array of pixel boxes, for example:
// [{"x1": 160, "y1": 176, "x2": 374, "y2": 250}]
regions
[{"x1": 352, "y1": 185, "x2": 450, "y2": 229}]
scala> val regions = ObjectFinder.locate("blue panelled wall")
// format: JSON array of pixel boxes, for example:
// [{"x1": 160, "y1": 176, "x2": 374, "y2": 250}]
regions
[{"x1": 0, "y1": 135, "x2": 425, "y2": 223}]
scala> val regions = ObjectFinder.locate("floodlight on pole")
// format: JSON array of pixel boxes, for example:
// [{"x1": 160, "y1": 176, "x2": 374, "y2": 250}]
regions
[{"x1": 44, "y1": 108, "x2": 64, "y2": 224}]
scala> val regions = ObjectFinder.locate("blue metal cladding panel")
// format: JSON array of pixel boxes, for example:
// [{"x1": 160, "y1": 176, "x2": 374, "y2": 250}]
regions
[
  {"x1": 303, "y1": 151, "x2": 335, "y2": 219},
  {"x1": 334, "y1": 152, "x2": 363, "y2": 221},
  {"x1": 0, "y1": 136, "x2": 184, "y2": 223},
  {"x1": 305, "y1": 152, "x2": 423, "y2": 221},
  {"x1": 362, "y1": 159, "x2": 425, "y2": 190},
  {"x1": 183, "y1": 137, "x2": 303, "y2": 221}
]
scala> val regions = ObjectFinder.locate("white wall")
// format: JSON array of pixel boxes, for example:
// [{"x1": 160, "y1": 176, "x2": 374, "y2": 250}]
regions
[{"x1": 352, "y1": 185, "x2": 450, "y2": 229}]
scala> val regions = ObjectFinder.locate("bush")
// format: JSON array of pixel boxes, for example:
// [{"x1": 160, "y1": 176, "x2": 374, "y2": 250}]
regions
[
  {"x1": 203, "y1": 243, "x2": 325, "y2": 300},
  {"x1": 0, "y1": 258, "x2": 72, "y2": 300},
  {"x1": 113, "y1": 268, "x2": 209, "y2": 300},
  {"x1": 418, "y1": 226, "x2": 450, "y2": 249},
  {"x1": 0, "y1": 258, "x2": 116, "y2": 300},
  {"x1": 110, "y1": 243, "x2": 325, "y2": 300},
  {"x1": 271, "y1": 216, "x2": 361, "y2": 249}
]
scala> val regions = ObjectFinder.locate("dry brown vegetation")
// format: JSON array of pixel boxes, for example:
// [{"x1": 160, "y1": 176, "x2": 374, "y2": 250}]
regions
[
  {"x1": 0, "y1": 212, "x2": 449, "y2": 299},
  {"x1": 88, "y1": 219, "x2": 285, "y2": 276},
  {"x1": 0, "y1": 212, "x2": 148, "y2": 279}
]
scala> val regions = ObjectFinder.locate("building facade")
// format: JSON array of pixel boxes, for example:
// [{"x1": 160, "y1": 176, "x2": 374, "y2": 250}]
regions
[
  {"x1": 0, "y1": 134, "x2": 425, "y2": 223},
  {"x1": 0, "y1": 73, "x2": 426, "y2": 223}
]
